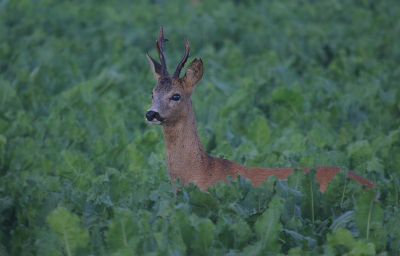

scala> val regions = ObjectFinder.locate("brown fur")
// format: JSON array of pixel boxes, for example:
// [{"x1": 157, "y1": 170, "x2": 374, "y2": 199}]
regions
[
  {"x1": 159, "y1": 100, "x2": 373, "y2": 192},
  {"x1": 146, "y1": 28, "x2": 374, "y2": 193}
]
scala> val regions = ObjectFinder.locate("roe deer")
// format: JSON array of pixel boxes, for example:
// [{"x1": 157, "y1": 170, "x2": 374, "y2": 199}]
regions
[{"x1": 145, "y1": 26, "x2": 374, "y2": 192}]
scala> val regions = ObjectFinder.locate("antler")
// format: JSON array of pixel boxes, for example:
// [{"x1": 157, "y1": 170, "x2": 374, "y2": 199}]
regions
[
  {"x1": 156, "y1": 26, "x2": 169, "y2": 76},
  {"x1": 173, "y1": 38, "x2": 190, "y2": 78}
]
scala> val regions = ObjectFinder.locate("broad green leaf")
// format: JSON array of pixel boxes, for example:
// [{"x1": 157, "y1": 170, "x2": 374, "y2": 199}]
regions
[
  {"x1": 329, "y1": 211, "x2": 354, "y2": 231},
  {"x1": 105, "y1": 208, "x2": 138, "y2": 251},
  {"x1": 46, "y1": 207, "x2": 89, "y2": 256},
  {"x1": 216, "y1": 211, "x2": 252, "y2": 251},
  {"x1": 387, "y1": 175, "x2": 400, "y2": 206},
  {"x1": 289, "y1": 133, "x2": 308, "y2": 153},
  {"x1": 367, "y1": 157, "x2": 384, "y2": 173},
  {"x1": 254, "y1": 197, "x2": 285, "y2": 253},
  {"x1": 189, "y1": 189, "x2": 220, "y2": 218},
  {"x1": 299, "y1": 155, "x2": 315, "y2": 169},
  {"x1": 247, "y1": 115, "x2": 272, "y2": 148},
  {"x1": 133, "y1": 129, "x2": 160, "y2": 153},
  {"x1": 227, "y1": 174, "x2": 254, "y2": 198},
  {"x1": 282, "y1": 229, "x2": 317, "y2": 251},
  {"x1": 57, "y1": 150, "x2": 94, "y2": 180},
  {"x1": 308, "y1": 124, "x2": 335, "y2": 148},
  {"x1": 327, "y1": 151, "x2": 348, "y2": 166},
  {"x1": 35, "y1": 227, "x2": 63, "y2": 256},
  {"x1": 169, "y1": 208, "x2": 195, "y2": 252},
  {"x1": 287, "y1": 247, "x2": 311, "y2": 256},
  {"x1": 229, "y1": 219, "x2": 252, "y2": 249},
  {"x1": 110, "y1": 247, "x2": 135, "y2": 256},
  {"x1": 322, "y1": 169, "x2": 347, "y2": 213},
  {"x1": 29, "y1": 66, "x2": 41, "y2": 84},
  {"x1": 287, "y1": 168, "x2": 305, "y2": 191},
  {"x1": 271, "y1": 87, "x2": 305, "y2": 110},
  {"x1": 0, "y1": 135, "x2": 6, "y2": 155},
  {"x1": 326, "y1": 228, "x2": 375, "y2": 256},
  {"x1": 152, "y1": 213, "x2": 187, "y2": 255},
  {"x1": 208, "y1": 179, "x2": 244, "y2": 203},
  {"x1": 347, "y1": 140, "x2": 373, "y2": 168},
  {"x1": 191, "y1": 217, "x2": 215, "y2": 256},
  {"x1": 117, "y1": 143, "x2": 146, "y2": 172},
  {"x1": 355, "y1": 189, "x2": 387, "y2": 251},
  {"x1": 300, "y1": 169, "x2": 321, "y2": 222},
  {"x1": 322, "y1": 169, "x2": 362, "y2": 217},
  {"x1": 237, "y1": 242, "x2": 263, "y2": 256},
  {"x1": 355, "y1": 189, "x2": 382, "y2": 239},
  {"x1": 276, "y1": 179, "x2": 303, "y2": 223},
  {"x1": 1, "y1": 1, "x2": 400, "y2": 255},
  {"x1": 240, "y1": 175, "x2": 277, "y2": 217},
  {"x1": 384, "y1": 209, "x2": 400, "y2": 256}
]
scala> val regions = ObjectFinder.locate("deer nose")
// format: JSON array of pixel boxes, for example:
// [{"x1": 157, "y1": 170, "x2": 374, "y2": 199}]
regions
[{"x1": 146, "y1": 110, "x2": 159, "y2": 121}]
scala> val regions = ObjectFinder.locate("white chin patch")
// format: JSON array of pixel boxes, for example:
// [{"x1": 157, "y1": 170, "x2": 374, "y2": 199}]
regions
[{"x1": 147, "y1": 119, "x2": 162, "y2": 125}]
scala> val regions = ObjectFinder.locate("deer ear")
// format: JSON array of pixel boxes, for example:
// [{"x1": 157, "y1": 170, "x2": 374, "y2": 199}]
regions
[
  {"x1": 147, "y1": 53, "x2": 162, "y2": 80},
  {"x1": 183, "y1": 58, "x2": 203, "y2": 87}
]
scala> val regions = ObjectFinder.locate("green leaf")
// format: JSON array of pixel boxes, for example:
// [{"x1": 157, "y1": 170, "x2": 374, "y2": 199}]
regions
[
  {"x1": 387, "y1": 175, "x2": 400, "y2": 206},
  {"x1": 208, "y1": 178, "x2": 244, "y2": 203},
  {"x1": 58, "y1": 150, "x2": 94, "y2": 180},
  {"x1": 329, "y1": 211, "x2": 354, "y2": 231},
  {"x1": 254, "y1": 197, "x2": 285, "y2": 253},
  {"x1": 308, "y1": 124, "x2": 335, "y2": 148},
  {"x1": 323, "y1": 169, "x2": 363, "y2": 217},
  {"x1": 355, "y1": 190, "x2": 382, "y2": 239},
  {"x1": 347, "y1": 140, "x2": 373, "y2": 168},
  {"x1": 46, "y1": 207, "x2": 89, "y2": 256},
  {"x1": 105, "y1": 208, "x2": 138, "y2": 251},
  {"x1": 326, "y1": 228, "x2": 376, "y2": 255},
  {"x1": 287, "y1": 247, "x2": 311, "y2": 256},
  {"x1": 118, "y1": 143, "x2": 146, "y2": 172},
  {"x1": 240, "y1": 175, "x2": 277, "y2": 217},
  {"x1": 271, "y1": 87, "x2": 305, "y2": 110},
  {"x1": 299, "y1": 155, "x2": 315, "y2": 169},
  {"x1": 0, "y1": 135, "x2": 6, "y2": 155},
  {"x1": 230, "y1": 219, "x2": 252, "y2": 249},
  {"x1": 169, "y1": 208, "x2": 195, "y2": 252},
  {"x1": 189, "y1": 189, "x2": 220, "y2": 218},
  {"x1": 367, "y1": 157, "x2": 384, "y2": 173},
  {"x1": 247, "y1": 115, "x2": 272, "y2": 148},
  {"x1": 384, "y1": 209, "x2": 400, "y2": 256},
  {"x1": 29, "y1": 66, "x2": 41, "y2": 84},
  {"x1": 287, "y1": 168, "x2": 306, "y2": 191},
  {"x1": 300, "y1": 169, "x2": 321, "y2": 222},
  {"x1": 191, "y1": 217, "x2": 215, "y2": 256},
  {"x1": 216, "y1": 212, "x2": 252, "y2": 251},
  {"x1": 323, "y1": 169, "x2": 347, "y2": 212},
  {"x1": 355, "y1": 189, "x2": 387, "y2": 251},
  {"x1": 276, "y1": 179, "x2": 303, "y2": 223},
  {"x1": 238, "y1": 242, "x2": 263, "y2": 256},
  {"x1": 282, "y1": 229, "x2": 317, "y2": 251}
]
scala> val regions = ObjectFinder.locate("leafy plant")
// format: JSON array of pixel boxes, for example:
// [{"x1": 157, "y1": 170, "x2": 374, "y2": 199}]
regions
[{"x1": 1, "y1": 0, "x2": 399, "y2": 255}]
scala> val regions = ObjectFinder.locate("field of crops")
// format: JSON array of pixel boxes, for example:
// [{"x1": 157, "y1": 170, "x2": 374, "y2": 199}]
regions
[{"x1": 1, "y1": 0, "x2": 400, "y2": 255}]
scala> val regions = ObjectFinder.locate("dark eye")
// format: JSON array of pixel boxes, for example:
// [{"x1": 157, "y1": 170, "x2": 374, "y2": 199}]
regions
[{"x1": 171, "y1": 94, "x2": 181, "y2": 101}]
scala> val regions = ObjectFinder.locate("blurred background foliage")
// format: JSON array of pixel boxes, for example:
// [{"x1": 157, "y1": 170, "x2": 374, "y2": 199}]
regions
[{"x1": 0, "y1": 0, "x2": 400, "y2": 255}]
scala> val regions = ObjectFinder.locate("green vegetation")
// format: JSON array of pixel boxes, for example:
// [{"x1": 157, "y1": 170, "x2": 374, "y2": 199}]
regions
[{"x1": 1, "y1": 0, "x2": 400, "y2": 255}]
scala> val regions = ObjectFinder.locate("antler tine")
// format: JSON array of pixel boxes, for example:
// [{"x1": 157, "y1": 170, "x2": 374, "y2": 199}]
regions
[
  {"x1": 173, "y1": 38, "x2": 190, "y2": 78},
  {"x1": 156, "y1": 26, "x2": 169, "y2": 76}
]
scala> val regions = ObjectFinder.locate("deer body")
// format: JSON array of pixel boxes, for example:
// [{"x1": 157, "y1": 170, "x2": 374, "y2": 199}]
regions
[{"x1": 146, "y1": 27, "x2": 374, "y2": 192}]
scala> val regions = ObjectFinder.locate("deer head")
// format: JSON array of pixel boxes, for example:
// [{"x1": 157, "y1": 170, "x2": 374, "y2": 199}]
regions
[{"x1": 146, "y1": 26, "x2": 204, "y2": 126}]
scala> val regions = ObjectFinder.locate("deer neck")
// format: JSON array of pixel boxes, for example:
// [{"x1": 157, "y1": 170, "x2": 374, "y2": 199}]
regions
[{"x1": 161, "y1": 100, "x2": 209, "y2": 185}]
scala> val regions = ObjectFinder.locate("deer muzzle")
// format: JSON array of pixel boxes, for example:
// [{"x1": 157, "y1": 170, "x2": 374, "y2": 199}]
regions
[{"x1": 146, "y1": 110, "x2": 165, "y2": 124}]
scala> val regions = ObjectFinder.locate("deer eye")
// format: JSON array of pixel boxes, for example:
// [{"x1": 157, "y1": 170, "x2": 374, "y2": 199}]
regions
[{"x1": 171, "y1": 94, "x2": 181, "y2": 101}]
